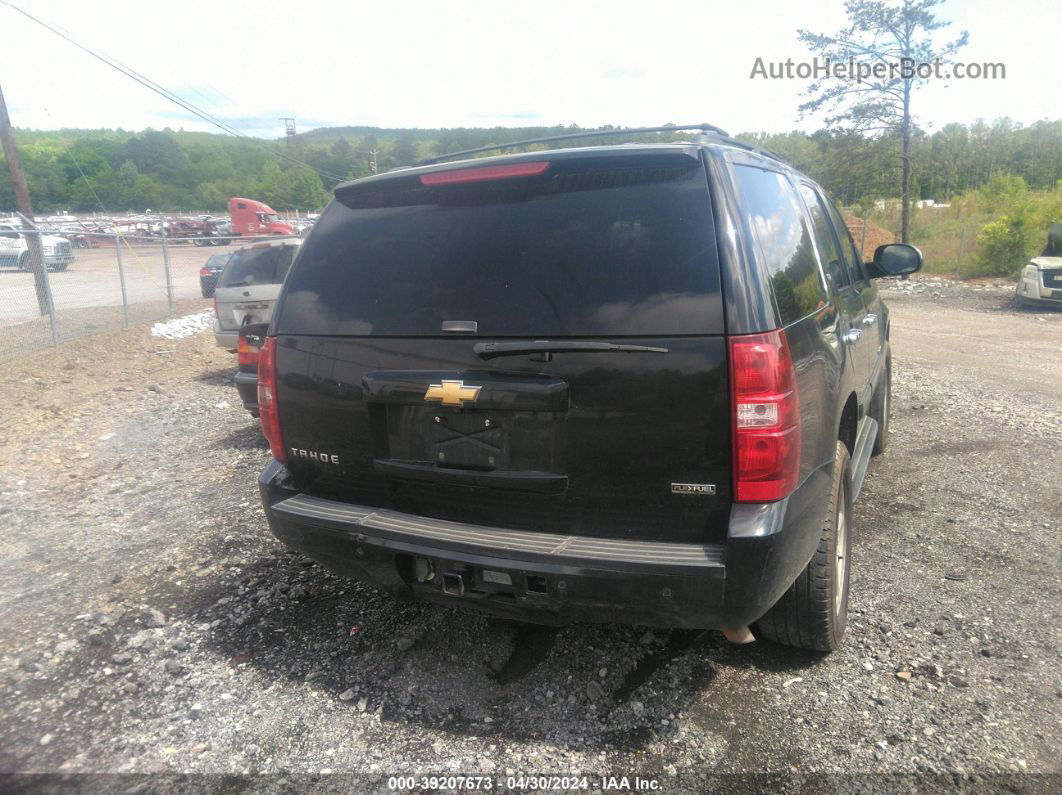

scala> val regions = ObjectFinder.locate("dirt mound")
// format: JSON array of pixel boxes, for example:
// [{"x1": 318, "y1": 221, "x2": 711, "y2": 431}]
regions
[{"x1": 843, "y1": 212, "x2": 896, "y2": 259}]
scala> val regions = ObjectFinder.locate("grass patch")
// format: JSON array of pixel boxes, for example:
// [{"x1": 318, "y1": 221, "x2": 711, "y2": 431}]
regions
[{"x1": 861, "y1": 176, "x2": 1061, "y2": 279}]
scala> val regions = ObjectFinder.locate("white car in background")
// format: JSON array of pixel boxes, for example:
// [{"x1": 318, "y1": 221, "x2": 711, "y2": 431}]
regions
[
  {"x1": 1016, "y1": 224, "x2": 1062, "y2": 307},
  {"x1": 212, "y1": 237, "x2": 300, "y2": 349},
  {"x1": 0, "y1": 222, "x2": 75, "y2": 271}
]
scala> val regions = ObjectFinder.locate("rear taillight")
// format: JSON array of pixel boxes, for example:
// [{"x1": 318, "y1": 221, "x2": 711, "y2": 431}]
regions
[
  {"x1": 199, "y1": 267, "x2": 212, "y2": 276},
  {"x1": 729, "y1": 330, "x2": 801, "y2": 503},
  {"x1": 257, "y1": 337, "x2": 286, "y2": 462},
  {"x1": 419, "y1": 161, "x2": 550, "y2": 186},
  {"x1": 237, "y1": 335, "x2": 260, "y2": 369}
]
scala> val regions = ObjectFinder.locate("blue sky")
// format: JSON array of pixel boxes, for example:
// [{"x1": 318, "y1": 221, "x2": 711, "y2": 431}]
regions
[{"x1": 1, "y1": 0, "x2": 1057, "y2": 137}]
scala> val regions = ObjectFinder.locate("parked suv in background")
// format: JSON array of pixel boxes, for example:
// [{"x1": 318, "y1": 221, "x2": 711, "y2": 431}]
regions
[
  {"x1": 254, "y1": 125, "x2": 921, "y2": 652},
  {"x1": 0, "y1": 223, "x2": 75, "y2": 271},
  {"x1": 212, "y1": 238, "x2": 299, "y2": 350},
  {"x1": 1016, "y1": 224, "x2": 1062, "y2": 307}
]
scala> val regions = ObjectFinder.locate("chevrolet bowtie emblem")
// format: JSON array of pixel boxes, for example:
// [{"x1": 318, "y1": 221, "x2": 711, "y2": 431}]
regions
[{"x1": 424, "y1": 379, "x2": 482, "y2": 407}]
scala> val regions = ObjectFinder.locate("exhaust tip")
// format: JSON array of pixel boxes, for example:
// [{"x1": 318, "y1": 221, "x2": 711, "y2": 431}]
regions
[{"x1": 723, "y1": 626, "x2": 756, "y2": 645}]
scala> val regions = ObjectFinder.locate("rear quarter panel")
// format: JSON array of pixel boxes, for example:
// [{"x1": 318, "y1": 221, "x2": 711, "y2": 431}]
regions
[
  {"x1": 703, "y1": 147, "x2": 854, "y2": 485},
  {"x1": 784, "y1": 309, "x2": 847, "y2": 483}
]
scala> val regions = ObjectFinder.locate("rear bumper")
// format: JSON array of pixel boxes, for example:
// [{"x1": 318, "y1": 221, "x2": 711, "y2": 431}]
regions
[
  {"x1": 259, "y1": 460, "x2": 832, "y2": 629},
  {"x1": 213, "y1": 319, "x2": 238, "y2": 350}
]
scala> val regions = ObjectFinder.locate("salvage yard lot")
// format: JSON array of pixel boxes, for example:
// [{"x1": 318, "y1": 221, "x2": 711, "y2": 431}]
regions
[
  {"x1": 0, "y1": 243, "x2": 235, "y2": 328},
  {"x1": 0, "y1": 283, "x2": 1059, "y2": 787},
  {"x1": 1, "y1": 243, "x2": 239, "y2": 358}
]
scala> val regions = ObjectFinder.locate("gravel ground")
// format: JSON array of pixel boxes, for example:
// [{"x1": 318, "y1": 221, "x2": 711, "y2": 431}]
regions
[{"x1": 0, "y1": 282, "x2": 1058, "y2": 792}]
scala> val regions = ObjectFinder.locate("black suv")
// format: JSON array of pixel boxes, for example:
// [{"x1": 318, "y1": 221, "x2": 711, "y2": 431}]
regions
[{"x1": 255, "y1": 125, "x2": 921, "y2": 652}]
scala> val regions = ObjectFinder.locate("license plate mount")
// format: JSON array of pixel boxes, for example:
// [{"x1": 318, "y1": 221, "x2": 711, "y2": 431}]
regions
[{"x1": 429, "y1": 411, "x2": 507, "y2": 470}]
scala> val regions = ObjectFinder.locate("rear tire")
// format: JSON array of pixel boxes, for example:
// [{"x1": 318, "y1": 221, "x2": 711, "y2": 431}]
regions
[
  {"x1": 755, "y1": 441, "x2": 852, "y2": 652},
  {"x1": 871, "y1": 358, "x2": 891, "y2": 456}
]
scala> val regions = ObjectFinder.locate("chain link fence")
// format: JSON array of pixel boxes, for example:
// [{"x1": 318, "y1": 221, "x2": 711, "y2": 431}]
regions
[
  {"x1": 841, "y1": 206, "x2": 989, "y2": 278},
  {"x1": 1, "y1": 216, "x2": 291, "y2": 359}
]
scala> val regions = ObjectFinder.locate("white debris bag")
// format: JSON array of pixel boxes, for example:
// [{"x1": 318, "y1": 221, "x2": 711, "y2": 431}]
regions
[{"x1": 151, "y1": 310, "x2": 215, "y2": 340}]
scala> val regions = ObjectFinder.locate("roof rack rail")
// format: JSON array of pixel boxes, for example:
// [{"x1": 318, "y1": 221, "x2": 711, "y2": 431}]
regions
[
  {"x1": 715, "y1": 137, "x2": 790, "y2": 167},
  {"x1": 419, "y1": 123, "x2": 730, "y2": 165}
]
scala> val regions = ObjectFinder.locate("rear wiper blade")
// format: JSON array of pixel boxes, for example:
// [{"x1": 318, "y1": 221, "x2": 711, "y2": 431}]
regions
[{"x1": 473, "y1": 340, "x2": 669, "y2": 361}]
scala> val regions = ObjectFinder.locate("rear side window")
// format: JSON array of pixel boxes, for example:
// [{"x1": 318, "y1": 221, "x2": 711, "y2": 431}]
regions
[
  {"x1": 823, "y1": 197, "x2": 867, "y2": 284},
  {"x1": 220, "y1": 245, "x2": 296, "y2": 287},
  {"x1": 732, "y1": 165, "x2": 827, "y2": 325},
  {"x1": 799, "y1": 183, "x2": 849, "y2": 292},
  {"x1": 277, "y1": 157, "x2": 723, "y2": 337}
]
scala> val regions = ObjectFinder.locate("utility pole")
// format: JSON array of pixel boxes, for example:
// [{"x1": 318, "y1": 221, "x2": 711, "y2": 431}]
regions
[
  {"x1": 0, "y1": 83, "x2": 51, "y2": 317},
  {"x1": 279, "y1": 117, "x2": 296, "y2": 144},
  {"x1": 370, "y1": 148, "x2": 378, "y2": 175}
]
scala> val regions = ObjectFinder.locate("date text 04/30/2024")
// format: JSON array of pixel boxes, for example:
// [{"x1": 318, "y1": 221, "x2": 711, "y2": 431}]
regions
[{"x1": 386, "y1": 775, "x2": 661, "y2": 790}]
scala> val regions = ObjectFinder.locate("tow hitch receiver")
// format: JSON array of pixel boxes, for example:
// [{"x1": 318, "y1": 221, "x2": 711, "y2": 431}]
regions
[{"x1": 442, "y1": 572, "x2": 466, "y2": 596}]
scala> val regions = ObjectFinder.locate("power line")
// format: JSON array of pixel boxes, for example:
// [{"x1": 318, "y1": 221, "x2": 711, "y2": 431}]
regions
[
  {"x1": 197, "y1": 79, "x2": 288, "y2": 141},
  {"x1": 0, "y1": 0, "x2": 346, "y2": 184}
]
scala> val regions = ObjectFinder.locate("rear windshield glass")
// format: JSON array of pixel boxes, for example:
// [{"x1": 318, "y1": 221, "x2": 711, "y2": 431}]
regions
[
  {"x1": 220, "y1": 245, "x2": 296, "y2": 287},
  {"x1": 277, "y1": 158, "x2": 722, "y2": 336}
]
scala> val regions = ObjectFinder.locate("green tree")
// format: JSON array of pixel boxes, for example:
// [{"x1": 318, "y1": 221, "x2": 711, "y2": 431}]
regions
[
  {"x1": 122, "y1": 130, "x2": 188, "y2": 183},
  {"x1": 256, "y1": 159, "x2": 284, "y2": 208},
  {"x1": 130, "y1": 174, "x2": 164, "y2": 210},
  {"x1": 3, "y1": 120, "x2": 1060, "y2": 215},
  {"x1": 976, "y1": 210, "x2": 1036, "y2": 276},
  {"x1": 195, "y1": 181, "x2": 228, "y2": 210},
  {"x1": 797, "y1": 0, "x2": 968, "y2": 242},
  {"x1": 975, "y1": 172, "x2": 1027, "y2": 214},
  {"x1": 287, "y1": 165, "x2": 326, "y2": 210},
  {"x1": 328, "y1": 137, "x2": 354, "y2": 178},
  {"x1": 392, "y1": 134, "x2": 418, "y2": 167}
]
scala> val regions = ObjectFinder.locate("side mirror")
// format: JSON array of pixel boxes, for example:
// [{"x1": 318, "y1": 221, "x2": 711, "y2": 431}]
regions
[{"x1": 866, "y1": 243, "x2": 923, "y2": 278}]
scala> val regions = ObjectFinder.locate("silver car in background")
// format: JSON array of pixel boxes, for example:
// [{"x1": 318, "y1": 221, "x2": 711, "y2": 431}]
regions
[
  {"x1": 1016, "y1": 224, "x2": 1062, "y2": 307},
  {"x1": 212, "y1": 238, "x2": 300, "y2": 349}
]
